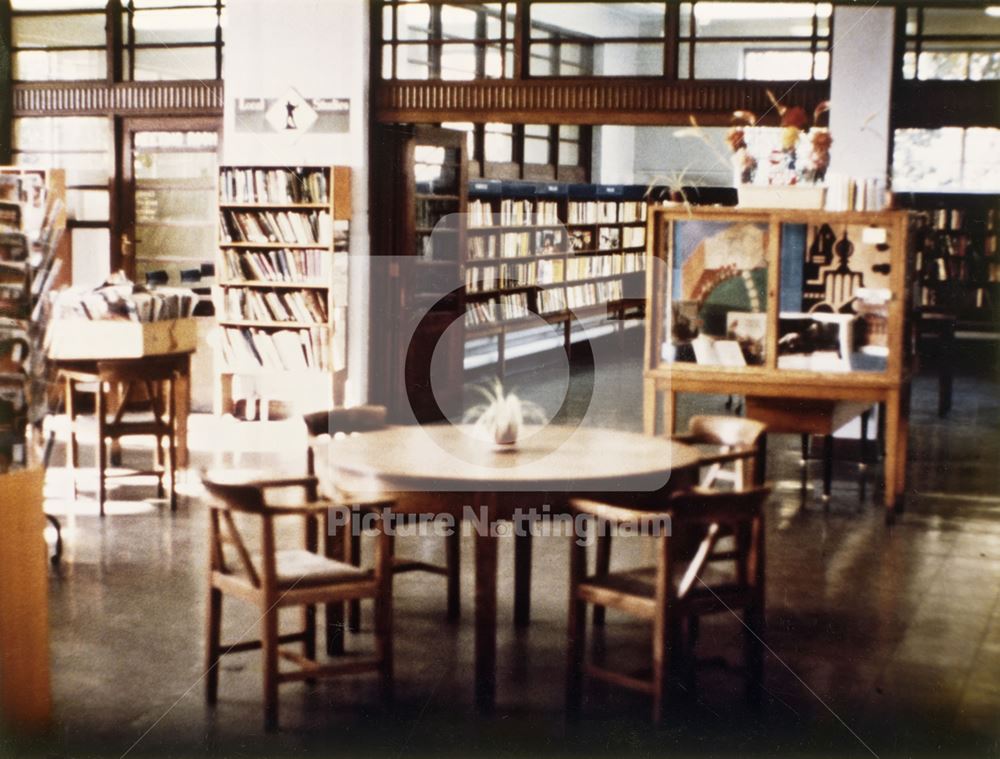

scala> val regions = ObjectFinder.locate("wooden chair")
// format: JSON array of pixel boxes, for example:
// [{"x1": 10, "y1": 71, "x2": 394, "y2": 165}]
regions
[
  {"x1": 592, "y1": 415, "x2": 765, "y2": 627},
  {"x1": 303, "y1": 405, "x2": 460, "y2": 648},
  {"x1": 202, "y1": 473, "x2": 393, "y2": 731},
  {"x1": 61, "y1": 357, "x2": 180, "y2": 516},
  {"x1": 673, "y1": 415, "x2": 768, "y2": 490},
  {"x1": 566, "y1": 487, "x2": 770, "y2": 725}
]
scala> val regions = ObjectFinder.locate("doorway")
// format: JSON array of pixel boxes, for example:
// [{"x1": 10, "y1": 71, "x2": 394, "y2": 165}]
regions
[{"x1": 118, "y1": 117, "x2": 221, "y2": 288}]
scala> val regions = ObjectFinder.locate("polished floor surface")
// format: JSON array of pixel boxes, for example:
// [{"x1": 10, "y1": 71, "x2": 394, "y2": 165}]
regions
[{"x1": 17, "y1": 343, "x2": 1000, "y2": 758}]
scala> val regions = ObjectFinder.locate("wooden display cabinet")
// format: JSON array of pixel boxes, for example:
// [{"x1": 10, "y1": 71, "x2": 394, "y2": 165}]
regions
[{"x1": 643, "y1": 207, "x2": 915, "y2": 515}]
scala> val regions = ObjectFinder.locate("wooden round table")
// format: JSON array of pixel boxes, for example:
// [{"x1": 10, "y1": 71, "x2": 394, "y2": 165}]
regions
[{"x1": 323, "y1": 424, "x2": 701, "y2": 713}]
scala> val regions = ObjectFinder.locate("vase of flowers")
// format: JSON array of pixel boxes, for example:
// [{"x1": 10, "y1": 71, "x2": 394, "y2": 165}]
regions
[{"x1": 463, "y1": 378, "x2": 547, "y2": 449}]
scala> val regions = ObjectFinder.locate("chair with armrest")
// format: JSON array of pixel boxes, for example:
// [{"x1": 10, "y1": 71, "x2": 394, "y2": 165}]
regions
[
  {"x1": 566, "y1": 486, "x2": 770, "y2": 725},
  {"x1": 202, "y1": 472, "x2": 394, "y2": 731},
  {"x1": 303, "y1": 406, "x2": 461, "y2": 651}
]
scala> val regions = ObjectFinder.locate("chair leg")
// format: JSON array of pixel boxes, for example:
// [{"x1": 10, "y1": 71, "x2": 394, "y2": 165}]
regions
[
  {"x1": 651, "y1": 606, "x2": 670, "y2": 726},
  {"x1": 156, "y1": 435, "x2": 166, "y2": 499},
  {"x1": 346, "y1": 513, "x2": 362, "y2": 632},
  {"x1": 800, "y1": 434, "x2": 810, "y2": 466},
  {"x1": 822, "y1": 434, "x2": 834, "y2": 501},
  {"x1": 168, "y1": 428, "x2": 177, "y2": 512},
  {"x1": 375, "y1": 531, "x2": 394, "y2": 705},
  {"x1": 326, "y1": 526, "x2": 346, "y2": 656},
  {"x1": 303, "y1": 604, "x2": 317, "y2": 684},
  {"x1": 261, "y1": 605, "x2": 280, "y2": 731},
  {"x1": 445, "y1": 528, "x2": 460, "y2": 622},
  {"x1": 96, "y1": 388, "x2": 106, "y2": 518},
  {"x1": 65, "y1": 378, "x2": 79, "y2": 500},
  {"x1": 205, "y1": 587, "x2": 223, "y2": 705},
  {"x1": 566, "y1": 593, "x2": 587, "y2": 722},
  {"x1": 593, "y1": 532, "x2": 611, "y2": 626}
]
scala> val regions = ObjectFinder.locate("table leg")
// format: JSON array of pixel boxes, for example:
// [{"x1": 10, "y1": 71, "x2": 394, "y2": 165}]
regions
[
  {"x1": 474, "y1": 495, "x2": 499, "y2": 713},
  {"x1": 662, "y1": 390, "x2": 677, "y2": 437},
  {"x1": 896, "y1": 384, "x2": 911, "y2": 502},
  {"x1": 643, "y1": 378, "x2": 657, "y2": 436},
  {"x1": 513, "y1": 530, "x2": 532, "y2": 628},
  {"x1": 174, "y1": 356, "x2": 191, "y2": 470},
  {"x1": 883, "y1": 390, "x2": 901, "y2": 515}
]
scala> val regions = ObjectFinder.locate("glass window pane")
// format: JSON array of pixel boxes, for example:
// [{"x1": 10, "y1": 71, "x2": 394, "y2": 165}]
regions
[
  {"x1": 383, "y1": 4, "x2": 393, "y2": 40},
  {"x1": 485, "y1": 123, "x2": 513, "y2": 163},
  {"x1": 398, "y1": 3, "x2": 431, "y2": 41},
  {"x1": 525, "y1": 137, "x2": 549, "y2": 164},
  {"x1": 14, "y1": 151, "x2": 112, "y2": 186},
  {"x1": 961, "y1": 128, "x2": 1000, "y2": 191},
  {"x1": 132, "y1": 7, "x2": 219, "y2": 44},
  {"x1": 558, "y1": 141, "x2": 579, "y2": 166},
  {"x1": 14, "y1": 116, "x2": 111, "y2": 152},
  {"x1": 923, "y1": 8, "x2": 1000, "y2": 37},
  {"x1": 679, "y1": 2, "x2": 692, "y2": 37},
  {"x1": 698, "y1": 41, "x2": 827, "y2": 80},
  {"x1": 693, "y1": 2, "x2": 828, "y2": 38},
  {"x1": 678, "y1": 41, "x2": 691, "y2": 77},
  {"x1": 382, "y1": 45, "x2": 393, "y2": 78},
  {"x1": 970, "y1": 52, "x2": 1000, "y2": 81},
  {"x1": 441, "y1": 4, "x2": 478, "y2": 40},
  {"x1": 13, "y1": 48, "x2": 106, "y2": 80},
  {"x1": 891, "y1": 128, "x2": 964, "y2": 191},
  {"x1": 12, "y1": 0, "x2": 103, "y2": 8},
  {"x1": 530, "y1": 3, "x2": 665, "y2": 38},
  {"x1": 71, "y1": 228, "x2": 111, "y2": 288},
  {"x1": 531, "y1": 42, "x2": 661, "y2": 76},
  {"x1": 397, "y1": 44, "x2": 430, "y2": 79},
  {"x1": 12, "y1": 12, "x2": 106, "y2": 47},
  {"x1": 744, "y1": 50, "x2": 822, "y2": 80},
  {"x1": 525, "y1": 124, "x2": 549, "y2": 138},
  {"x1": 559, "y1": 125, "x2": 579, "y2": 140},
  {"x1": 441, "y1": 122, "x2": 476, "y2": 155},
  {"x1": 440, "y1": 43, "x2": 477, "y2": 80},
  {"x1": 132, "y1": 46, "x2": 216, "y2": 80},
  {"x1": 917, "y1": 51, "x2": 969, "y2": 81}
]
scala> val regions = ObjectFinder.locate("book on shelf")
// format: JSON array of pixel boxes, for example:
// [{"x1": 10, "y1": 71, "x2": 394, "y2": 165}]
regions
[
  {"x1": 222, "y1": 248, "x2": 326, "y2": 283},
  {"x1": 468, "y1": 199, "x2": 494, "y2": 228},
  {"x1": 504, "y1": 262, "x2": 537, "y2": 288},
  {"x1": 219, "y1": 167, "x2": 329, "y2": 205},
  {"x1": 465, "y1": 299, "x2": 497, "y2": 327},
  {"x1": 499, "y1": 199, "x2": 534, "y2": 226},
  {"x1": 219, "y1": 325, "x2": 329, "y2": 372},
  {"x1": 468, "y1": 235, "x2": 498, "y2": 260},
  {"x1": 567, "y1": 201, "x2": 597, "y2": 225},
  {"x1": 534, "y1": 229, "x2": 564, "y2": 254},
  {"x1": 597, "y1": 201, "x2": 618, "y2": 223},
  {"x1": 219, "y1": 208, "x2": 333, "y2": 245},
  {"x1": 537, "y1": 288, "x2": 567, "y2": 314},
  {"x1": 536, "y1": 258, "x2": 564, "y2": 284},
  {"x1": 620, "y1": 201, "x2": 647, "y2": 223},
  {"x1": 220, "y1": 287, "x2": 328, "y2": 324},
  {"x1": 500, "y1": 232, "x2": 532, "y2": 258},
  {"x1": 500, "y1": 292, "x2": 529, "y2": 320},
  {"x1": 622, "y1": 226, "x2": 646, "y2": 248},
  {"x1": 466, "y1": 265, "x2": 499, "y2": 293},
  {"x1": 537, "y1": 201, "x2": 560, "y2": 225}
]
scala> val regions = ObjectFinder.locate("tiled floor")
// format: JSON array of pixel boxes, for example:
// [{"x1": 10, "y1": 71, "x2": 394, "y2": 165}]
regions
[{"x1": 17, "y1": 343, "x2": 1000, "y2": 758}]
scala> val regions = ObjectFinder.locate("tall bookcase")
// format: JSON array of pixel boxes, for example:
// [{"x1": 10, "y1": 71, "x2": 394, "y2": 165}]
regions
[
  {"x1": 464, "y1": 181, "x2": 648, "y2": 373},
  {"x1": 900, "y1": 193, "x2": 1000, "y2": 331},
  {"x1": 214, "y1": 165, "x2": 351, "y2": 417}
]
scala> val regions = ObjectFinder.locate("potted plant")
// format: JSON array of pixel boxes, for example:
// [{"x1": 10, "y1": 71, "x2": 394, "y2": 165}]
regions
[{"x1": 463, "y1": 378, "x2": 547, "y2": 449}]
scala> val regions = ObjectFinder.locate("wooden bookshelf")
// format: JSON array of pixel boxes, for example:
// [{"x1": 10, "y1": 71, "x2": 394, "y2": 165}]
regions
[
  {"x1": 898, "y1": 193, "x2": 1000, "y2": 332},
  {"x1": 463, "y1": 181, "x2": 648, "y2": 374},
  {"x1": 213, "y1": 165, "x2": 351, "y2": 417}
]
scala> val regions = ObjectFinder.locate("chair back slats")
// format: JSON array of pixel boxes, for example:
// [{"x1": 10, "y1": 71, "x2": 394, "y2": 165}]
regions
[
  {"x1": 688, "y1": 415, "x2": 766, "y2": 449},
  {"x1": 303, "y1": 405, "x2": 387, "y2": 439},
  {"x1": 667, "y1": 487, "x2": 769, "y2": 525},
  {"x1": 220, "y1": 510, "x2": 261, "y2": 587}
]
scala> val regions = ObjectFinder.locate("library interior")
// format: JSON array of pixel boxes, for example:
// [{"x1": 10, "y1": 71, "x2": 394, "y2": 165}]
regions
[{"x1": 0, "y1": 1, "x2": 999, "y2": 757}]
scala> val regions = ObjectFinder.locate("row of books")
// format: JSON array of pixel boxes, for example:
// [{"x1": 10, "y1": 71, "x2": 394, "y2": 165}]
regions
[
  {"x1": 219, "y1": 326, "x2": 330, "y2": 372},
  {"x1": 622, "y1": 226, "x2": 646, "y2": 248},
  {"x1": 465, "y1": 299, "x2": 497, "y2": 327},
  {"x1": 568, "y1": 201, "x2": 618, "y2": 225},
  {"x1": 567, "y1": 280, "x2": 623, "y2": 309},
  {"x1": 467, "y1": 199, "x2": 562, "y2": 228},
  {"x1": 538, "y1": 288, "x2": 567, "y2": 314},
  {"x1": 566, "y1": 253, "x2": 645, "y2": 280},
  {"x1": 222, "y1": 248, "x2": 328, "y2": 283},
  {"x1": 465, "y1": 262, "x2": 543, "y2": 292},
  {"x1": 219, "y1": 167, "x2": 329, "y2": 205},
  {"x1": 219, "y1": 209, "x2": 334, "y2": 245},
  {"x1": 220, "y1": 287, "x2": 328, "y2": 324}
]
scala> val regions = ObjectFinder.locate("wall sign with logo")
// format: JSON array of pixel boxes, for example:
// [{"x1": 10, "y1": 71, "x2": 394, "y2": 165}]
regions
[{"x1": 234, "y1": 88, "x2": 350, "y2": 136}]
